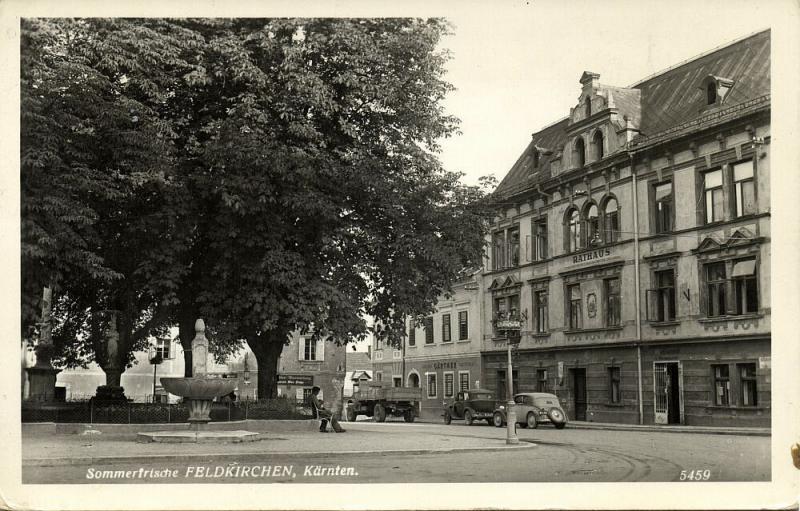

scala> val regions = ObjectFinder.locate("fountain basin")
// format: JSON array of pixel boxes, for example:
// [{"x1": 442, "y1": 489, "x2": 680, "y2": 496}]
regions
[{"x1": 160, "y1": 377, "x2": 236, "y2": 399}]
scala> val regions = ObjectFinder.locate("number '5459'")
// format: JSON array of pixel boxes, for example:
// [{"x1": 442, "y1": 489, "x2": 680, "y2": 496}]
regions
[{"x1": 679, "y1": 469, "x2": 711, "y2": 481}]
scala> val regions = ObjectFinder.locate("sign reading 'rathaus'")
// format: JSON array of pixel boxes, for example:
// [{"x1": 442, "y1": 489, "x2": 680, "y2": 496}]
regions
[{"x1": 572, "y1": 247, "x2": 612, "y2": 264}]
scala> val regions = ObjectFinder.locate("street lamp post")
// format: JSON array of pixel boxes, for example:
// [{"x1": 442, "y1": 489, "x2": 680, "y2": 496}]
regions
[{"x1": 505, "y1": 337, "x2": 519, "y2": 445}]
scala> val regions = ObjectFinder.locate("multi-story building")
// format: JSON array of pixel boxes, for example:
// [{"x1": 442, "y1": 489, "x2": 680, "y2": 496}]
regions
[
  {"x1": 276, "y1": 332, "x2": 346, "y2": 405},
  {"x1": 370, "y1": 270, "x2": 484, "y2": 421},
  {"x1": 482, "y1": 30, "x2": 770, "y2": 427}
]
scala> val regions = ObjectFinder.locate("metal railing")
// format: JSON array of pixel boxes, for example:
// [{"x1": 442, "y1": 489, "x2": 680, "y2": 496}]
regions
[{"x1": 21, "y1": 398, "x2": 311, "y2": 424}]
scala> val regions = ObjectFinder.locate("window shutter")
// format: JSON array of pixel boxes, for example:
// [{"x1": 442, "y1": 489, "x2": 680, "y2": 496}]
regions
[
  {"x1": 645, "y1": 289, "x2": 658, "y2": 321},
  {"x1": 317, "y1": 339, "x2": 325, "y2": 361},
  {"x1": 299, "y1": 338, "x2": 304, "y2": 360},
  {"x1": 525, "y1": 235, "x2": 531, "y2": 262}
]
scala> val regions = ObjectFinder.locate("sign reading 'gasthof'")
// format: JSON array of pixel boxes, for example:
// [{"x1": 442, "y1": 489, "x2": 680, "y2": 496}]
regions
[{"x1": 572, "y1": 248, "x2": 611, "y2": 264}]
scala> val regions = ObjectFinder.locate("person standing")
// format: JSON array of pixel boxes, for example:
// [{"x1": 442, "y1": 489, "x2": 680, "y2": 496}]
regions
[{"x1": 310, "y1": 386, "x2": 346, "y2": 433}]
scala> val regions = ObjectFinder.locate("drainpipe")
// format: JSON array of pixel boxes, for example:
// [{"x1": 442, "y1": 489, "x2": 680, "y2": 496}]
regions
[{"x1": 631, "y1": 157, "x2": 644, "y2": 425}]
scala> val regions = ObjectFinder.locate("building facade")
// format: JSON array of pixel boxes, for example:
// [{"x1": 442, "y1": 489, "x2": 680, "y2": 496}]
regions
[
  {"x1": 482, "y1": 30, "x2": 770, "y2": 427},
  {"x1": 276, "y1": 332, "x2": 346, "y2": 405},
  {"x1": 371, "y1": 271, "x2": 484, "y2": 421}
]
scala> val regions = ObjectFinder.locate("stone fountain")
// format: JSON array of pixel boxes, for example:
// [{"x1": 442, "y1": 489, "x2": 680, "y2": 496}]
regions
[{"x1": 137, "y1": 319, "x2": 262, "y2": 443}]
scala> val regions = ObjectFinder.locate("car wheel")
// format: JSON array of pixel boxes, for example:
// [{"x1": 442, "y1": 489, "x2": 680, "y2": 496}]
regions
[
  {"x1": 444, "y1": 411, "x2": 452, "y2": 425},
  {"x1": 403, "y1": 410, "x2": 415, "y2": 423},
  {"x1": 526, "y1": 412, "x2": 538, "y2": 429},
  {"x1": 493, "y1": 412, "x2": 504, "y2": 428},
  {"x1": 547, "y1": 408, "x2": 566, "y2": 426},
  {"x1": 373, "y1": 404, "x2": 386, "y2": 423},
  {"x1": 464, "y1": 409, "x2": 474, "y2": 426}
]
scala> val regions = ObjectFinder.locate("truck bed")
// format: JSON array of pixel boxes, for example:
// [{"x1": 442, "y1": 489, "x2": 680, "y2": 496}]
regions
[{"x1": 353, "y1": 384, "x2": 422, "y2": 402}]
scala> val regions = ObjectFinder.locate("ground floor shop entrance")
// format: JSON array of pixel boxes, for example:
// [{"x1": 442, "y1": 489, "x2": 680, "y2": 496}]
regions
[
  {"x1": 570, "y1": 368, "x2": 587, "y2": 421},
  {"x1": 653, "y1": 361, "x2": 682, "y2": 425}
]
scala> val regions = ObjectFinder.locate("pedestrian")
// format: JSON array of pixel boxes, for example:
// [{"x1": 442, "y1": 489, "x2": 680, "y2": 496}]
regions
[{"x1": 309, "y1": 386, "x2": 346, "y2": 433}]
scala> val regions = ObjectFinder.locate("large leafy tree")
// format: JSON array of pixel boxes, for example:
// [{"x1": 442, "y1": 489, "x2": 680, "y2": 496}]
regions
[
  {"x1": 22, "y1": 18, "x2": 493, "y2": 397},
  {"x1": 21, "y1": 18, "x2": 200, "y2": 384},
  {"x1": 178, "y1": 18, "x2": 493, "y2": 398}
]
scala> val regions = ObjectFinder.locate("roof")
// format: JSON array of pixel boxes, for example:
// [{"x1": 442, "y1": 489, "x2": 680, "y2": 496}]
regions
[
  {"x1": 493, "y1": 29, "x2": 770, "y2": 199},
  {"x1": 346, "y1": 351, "x2": 372, "y2": 371}
]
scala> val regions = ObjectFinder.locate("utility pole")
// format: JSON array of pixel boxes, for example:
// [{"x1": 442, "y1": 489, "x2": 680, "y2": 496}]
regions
[{"x1": 505, "y1": 337, "x2": 519, "y2": 445}]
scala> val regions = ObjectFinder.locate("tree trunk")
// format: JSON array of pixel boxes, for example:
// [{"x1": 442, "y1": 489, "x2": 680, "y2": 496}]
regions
[
  {"x1": 178, "y1": 311, "x2": 196, "y2": 377},
  {"x1": 247, "y1": 331, "x2": 286, "y2": 400}
]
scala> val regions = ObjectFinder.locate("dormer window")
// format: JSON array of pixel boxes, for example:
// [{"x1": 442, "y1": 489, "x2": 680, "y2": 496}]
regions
[
  {"x1": 702, "y1": 75, "x2": 734, "y2": 107},
  {"x1": 592, "y1": 130, "x2": 604, "y2": 160},
  {"x1": 532, "y1": 149, "x2": 539, "y2": 168},
  {"x1": 584, "y1": 98, "x2": 591, "y2": 118}
]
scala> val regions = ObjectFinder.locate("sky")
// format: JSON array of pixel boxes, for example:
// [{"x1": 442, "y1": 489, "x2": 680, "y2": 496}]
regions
[{"x1": 434, "y1": 0, "x2": 782, "y2": 186}]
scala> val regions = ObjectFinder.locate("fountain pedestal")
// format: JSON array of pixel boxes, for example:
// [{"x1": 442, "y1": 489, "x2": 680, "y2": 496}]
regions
[{"x1": 137, "y1": 319, "x2": 258, "y2": 443}]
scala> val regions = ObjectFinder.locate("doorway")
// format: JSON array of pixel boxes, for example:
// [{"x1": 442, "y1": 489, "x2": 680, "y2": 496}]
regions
[
  {"x1": 654, "y1": 361, "x2": 683, "y2": 424},
  {"x1": 570, "y1": 368, "x2": 587, "y2": 421}
]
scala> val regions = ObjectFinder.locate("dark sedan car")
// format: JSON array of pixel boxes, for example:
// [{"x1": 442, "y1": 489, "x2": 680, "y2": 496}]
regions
[
  {"x1": 493, "y1": 392, "x2": 567, "y2": 429},
  {"x1": 443, "y1": 389, "x2": 497, "y2": 425}
]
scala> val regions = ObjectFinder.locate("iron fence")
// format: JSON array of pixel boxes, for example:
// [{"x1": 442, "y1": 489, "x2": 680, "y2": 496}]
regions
[{"x1": 21, "y1": 398, "x2": 311, "y2": 424}]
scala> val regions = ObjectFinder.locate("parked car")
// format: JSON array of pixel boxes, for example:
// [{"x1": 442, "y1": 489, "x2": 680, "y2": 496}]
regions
[
  {"x1": 443, "y1": 389, "x2": 497, "y2": 425},
  {"x1": 493, "y1": 392, "x2": 567, "y2": 429}
]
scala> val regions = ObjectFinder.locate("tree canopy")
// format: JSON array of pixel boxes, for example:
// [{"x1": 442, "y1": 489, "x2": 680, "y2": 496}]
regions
[{"x1": 21, "y1": 18, "x2": 494, "y2": 397}]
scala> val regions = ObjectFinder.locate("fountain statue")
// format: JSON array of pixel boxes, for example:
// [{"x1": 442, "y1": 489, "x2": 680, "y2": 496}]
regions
[{"x1": 159, "y1": 319, "x2": 237, "y2": 425}]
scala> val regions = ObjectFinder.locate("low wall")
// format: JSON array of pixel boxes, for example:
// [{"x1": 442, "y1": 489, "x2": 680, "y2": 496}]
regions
[{"x1": 23, "y1": 419, "x2": 324, "y2": 436}]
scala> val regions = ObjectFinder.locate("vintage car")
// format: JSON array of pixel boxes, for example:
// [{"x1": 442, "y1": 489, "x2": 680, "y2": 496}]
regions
[
  {"x1": 492, "y1": 392, "x2": 568, "y2": 429},
  {"x1": 443, "y1": 389, "x2": 497, "y2": 425}
]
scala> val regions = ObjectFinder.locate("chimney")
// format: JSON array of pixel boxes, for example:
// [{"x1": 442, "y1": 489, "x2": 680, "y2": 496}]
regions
[{"x1": 580, "y1": 71, "x2": 600, "y2": 96}]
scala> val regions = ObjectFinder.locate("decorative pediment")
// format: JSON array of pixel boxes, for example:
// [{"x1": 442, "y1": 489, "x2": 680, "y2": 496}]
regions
[
  {"x1": 693, "y1": 229, "x2": 763, "y2": 255},
  {"x1": 488, "y1": 275, "x2": 522, "y2": 291}
]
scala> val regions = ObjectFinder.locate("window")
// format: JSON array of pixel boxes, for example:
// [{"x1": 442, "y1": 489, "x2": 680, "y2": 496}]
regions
[
  {"x1": 376, "y1": 371, "x2": 383, "y2": 382},
  {"x1": 609, "y1": 367, "x2": 621, "y2": 404},
  {"x1": 654, "y1": 182, "x2": 673, "y2": 233},
  {"x1": 534, "y1": 289, "x2": 548, "y2": 333},
  {"x1": 492, "y1": 231, "x2": 505, "y2": 270},
  {"x1": 533, "y1": 217, "x2": 548, "y2": 260},
  {"x1": 704, "y1": 258, "x2": 759, "y2": 317},
  {"x1": 733, "y1": 161, "x2": 756, "y2": 217},
  {"x1": 424, "y1": 317, "x2": 434, "y2": 344},
  {"x1": 492, "y1": 225, "x2": 520, "y2": 269},
  {"x1": 705, "y1": 262, "x2": 727, "y2": 317},
  {"x1": 458, "y1": 311, "x2": 468, "y2": 340},
  {"x1": 732, "y1": 258, "x2": 758, "y2": 315},
  {"x1": 508, "y1": 226, "x2": 520, "y2": 267},
  {"x1": 712, "y1": 364, "x2": 730, "y2": 406},
  {"x1": 536, "y1": 369, "x2": 548, "y2": 392},
  {"x1": 444, "y1": 372, "x2": 454, "y2": 398},
  {"x1": 155, "y1": 338, "x2": 171, "y2": 360},
  {"x1": 301, "y1": 338, "x2": 321, "y2": 361},
  {"x1": 585, "y1": 204, "x2": 600, "y2": 246},
  {"x1": 704, "y1": 169, "x2": 724, "y2": 224},
  {"x1": 459, "y1": 371, "x2": 470, "y2": 391},
  {"x1": 706, "y1": 82, "x2": 717, "y2": 105},
  {"x1": 566, "y1": 209, "x2": 582, "y2": 253},
  {"x1": 647, "y1": 269, "x2": 676, "y2": 322},
  {"x1": 441, "y1": 314, "x2": 452, "y2": 342},
  {"x1": 603, "y1": 198, "x2": 619, "y2": 243},
  {"x1": 738, "y1": 363, "x2": 757, "y2": 406},
  {"x1": 605, "y1": 278, "x2": 621, "y2": 327},
  {"x1": 494, "y1": 295, "x2": 520, "y2": 323},
  {"x1": 568, "y1": 284, "x2": 582, "y2": 330},
  {"x1": 592, "y1": 130, "x2": 604, "y2": 160},
  {"x1": 426, "y1": 373, "x2": 437, "y2": 398},
  {"x1": 393, "y1": 376, "x2": 402, "y2": 388},
  {"x1": 408, "y1": 318, "x2": 416, "y2": 346},
  {"x1": 575, "y1": 137, "x2": 586, "y2": 167},
  {"x1": 585, "y1": 98, "x2": 591, "y2": 118}
]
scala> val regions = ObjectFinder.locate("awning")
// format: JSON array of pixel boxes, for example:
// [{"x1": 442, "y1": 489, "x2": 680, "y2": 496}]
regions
[{"x1": 731, "y1": 259, "x2": 756, "y2": 277}]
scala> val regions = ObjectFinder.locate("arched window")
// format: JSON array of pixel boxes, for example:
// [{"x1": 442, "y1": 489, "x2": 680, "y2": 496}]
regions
[
  {"x1": 585, "y1": 98, "x2": 591, "y2": 117},
  {"x1": 532, "y1": 149, "x2": 539, "y2": 168},
  {"x1": 585, "y1": 204, "x2": 600, "y2": 246},
  {"x1": 706, "y1": 82, "x2": 717, "y2": 105},
  {"x1": 592, "y1": 130, "x2": 604, "y2": 160},
  {"x1": 603, "y1": 198, "x2": 620, "y2": 243},
  {"x1": 574, "y1": 137, "x2": 585, "y2": 168},
  {"x1": 566, "y1": 209, "x2": 582, "y2": 253}
]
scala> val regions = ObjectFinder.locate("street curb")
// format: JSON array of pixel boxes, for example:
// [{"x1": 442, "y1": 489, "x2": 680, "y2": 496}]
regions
[
  {"x1": 23, "y1": 442, "x2": 535, "y2": 467},
  {"x1": 566, "y1": 423, "x2": 771, "y2": 437}
]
